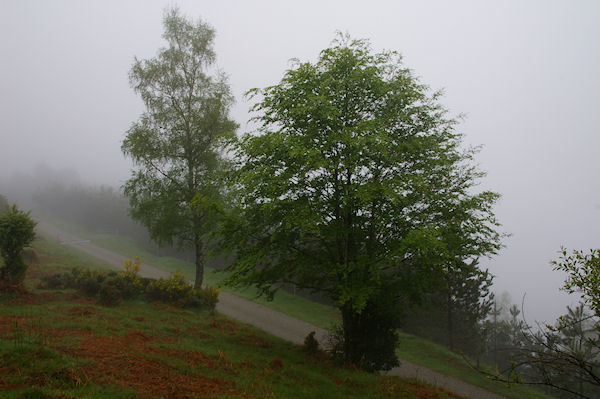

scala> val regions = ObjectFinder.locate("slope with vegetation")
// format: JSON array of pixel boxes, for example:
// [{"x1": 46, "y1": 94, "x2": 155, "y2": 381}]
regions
[
  {"x1": 34, "y1": 216, "x2": 553, "y2": 399},
  {"x1": 0, "y1": 234, "x2": 463, "y2": 399}
]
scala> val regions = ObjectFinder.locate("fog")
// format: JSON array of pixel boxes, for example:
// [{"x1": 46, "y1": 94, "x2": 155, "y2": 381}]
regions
[{"x1": 1, "y1": 0, "x2": 599, "y2": 324}]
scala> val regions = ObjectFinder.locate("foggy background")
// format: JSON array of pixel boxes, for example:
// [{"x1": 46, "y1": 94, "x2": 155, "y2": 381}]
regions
[{"x1": 1, "y1": 0, "x2": 599, "y2": 324}]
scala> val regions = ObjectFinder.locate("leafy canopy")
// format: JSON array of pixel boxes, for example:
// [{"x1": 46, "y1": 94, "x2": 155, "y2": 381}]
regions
[
  {"x1": 121, "y1": 8, "x2": 237, "y2": 286},
  {"x1": 219, "y1": 35, "x2": 502, "y2": 312},
  {"x1": 553, "y1": 247, "x2": 600, "y2": 317}
]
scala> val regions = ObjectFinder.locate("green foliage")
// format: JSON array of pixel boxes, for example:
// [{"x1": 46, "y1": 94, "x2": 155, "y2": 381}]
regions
[
  {"x1": 553, "y1": 247, "x2": 600, "y2": 317},
  {"x1": 502, "y1": 249, "x2": 600, "y2": 397},
  {"x1": 471, "y1": 250, "x2": 600, "y2": 397},
  {"x1": 77, "y1": 269, "x2": 103, "y2": 297},
  {"x1": 497, "y1": 303, "x2": 600, "y2": 398},
  {"x1": 145, "y1": 271, "x2": 219, "y2": 309},
  {"x1": 303, "y1": 331, "x2": 320, "y2": 355},
  {"x1": 121, "y1": 7, "x2": 237, "y2": 288},
  {"x1": 333, "y1": 285, "x2": 402, "y2": 371},
  {"x1": 40, "y1": 260, "x2": 218, "y2": 310},
  {"x1": 403, "y1": 260, "x2": 494, "y2": 356},
  {"x1": 219, "y1": 34, "x2": 502, "y2": 370},
  {"x1": 0, "y1": 194, "x2": 8, "y2": 215},
  {"x1": 0, "y1": 204, "x2": 37, "y2": 287}
]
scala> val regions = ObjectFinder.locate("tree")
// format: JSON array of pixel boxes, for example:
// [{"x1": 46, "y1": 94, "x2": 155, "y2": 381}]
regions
[
  {"x1": 0, "y1": 195, "x2": 8, "y2": 215},
  {"x1": 402, "y1": 259, "x2": 494, "y2": 357},
  {"x1": 521, "y1": 250, "x2": 600, "y2": 397},
  {"x1": 121, "y1": 8, "x2": 237, "y2": 288},
  {"x1": 0, "y1": 204, "x2": 37, "y2": 289},
  {"x1": 218, "y1": 35, "x2": 503, "y2": 370},
  {"x1": 553, "y1": 248, "x2": 600, "y2": 316},
  {"x1": 494, "y1": 305, "x2": 600, "y2": 398},
  {"x1": 444, "y1": 261, "x2": 495, "y2": 353},
  {"x1": 476, "y1": 249, "x2": 600, "y2": 398}
]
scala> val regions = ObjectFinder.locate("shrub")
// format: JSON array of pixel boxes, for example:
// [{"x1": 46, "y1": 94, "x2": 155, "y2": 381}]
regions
[
  {"x1": 146, "y1": 272, "x2": 219, "y2": 310},
  {"x1": 0, "y1": 204, "x2": 36, "y2": 288},
  {"x1": 75, "y1": 269, "x2": 104, "y2": 297},
  {"x1": 38, "y1": 272, "x2": 72, "y2": 289},
  {"x1": 196, "y1": 285, "x2": 220, "y2": 310},
  {"x1": 116, "y1": 257, "x2": 143, "y2": 300},
  {"x1": 303, "y1": 331, "x2": 320, "y2": 355},
  {"x1": 145, "y1": 272, "x2": 190, "y2": 304},
  {"x1": 38, "y1": 260, "x2": 219, "y2": 310},
  {"x1": 98, "y1": 278, "x2": 123, "y2": 306}
]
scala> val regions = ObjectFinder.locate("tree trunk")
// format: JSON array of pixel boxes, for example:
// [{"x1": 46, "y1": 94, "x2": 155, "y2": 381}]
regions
[
  {"x1": 194, "y1": 236, "x2": 204, "y2": 289},
  {"x1": 339, "y1": 294, "x2": 400, "y2": 372},
  {"x1": 447, "y1": 291, "x2": 454, "y2": 351},
  {"x1": 341, "y1": 303, "x2": 362, "y2": 366}
]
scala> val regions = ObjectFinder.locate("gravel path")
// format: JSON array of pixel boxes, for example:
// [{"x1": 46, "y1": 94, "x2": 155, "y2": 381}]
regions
[{"x1": 36, "y1": 222, "x2": 507, "y2": 399}]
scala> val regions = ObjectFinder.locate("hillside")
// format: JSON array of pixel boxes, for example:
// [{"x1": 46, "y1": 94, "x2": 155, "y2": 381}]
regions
[
  {"x1": 33, "y1": 217, "x2": 555, "y2": 399},
  {"x1": 0, "y1": 235, "x2": 463, "y2": 398}
]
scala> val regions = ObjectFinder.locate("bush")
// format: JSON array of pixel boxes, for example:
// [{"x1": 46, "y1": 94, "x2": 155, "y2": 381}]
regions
[
  {"x1": 99, "y1": 278, "x2": 123, "y2": 306},
  {"x1": 196, "y1": 285, "x2": 220, "y2": 310},
  {"x1": 0, "y1": 204, "x2": 36, "y2": 288},
  {"x1": 303, "y1": 331, "x2": 320, "y2": 355},
  {"x1": 38, "y1": 266, "x2": 84, "y2": 290},
  {"x1": 38, "y1": 272, "x2": 72, "y2": 289},
  {"x1": 76, "y1": 269, "x2": 104, "y2": 297},
  {"x1": 39, "y1": 261, "x2": 219, "y2": 310},
  {"x1": 118, "y1": 257, "x2": 144, "y2": 300},
  {"x1": 145, "y1": 271, "x2": 219, "y2": 310}
]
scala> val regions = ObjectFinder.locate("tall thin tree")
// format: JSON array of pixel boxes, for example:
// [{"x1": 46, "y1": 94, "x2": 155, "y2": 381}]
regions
[{"x1": 122, "y1": 8, "x2": 237, "y2": 287}]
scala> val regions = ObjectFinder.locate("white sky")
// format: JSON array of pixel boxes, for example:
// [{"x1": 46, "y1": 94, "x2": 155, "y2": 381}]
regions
[{"x1": 1, "y1": 0, "x2": 599, "y2": 323}]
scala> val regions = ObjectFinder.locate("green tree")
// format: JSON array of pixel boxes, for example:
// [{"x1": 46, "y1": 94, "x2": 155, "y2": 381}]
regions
[
  {"x1": 0, "y1": 195, "x2": 8, "y2": 215},
  {"x1": 121, "y1": 8, "x2": 237, "y2": 288},
  {"x1": 553, "y1": 248, "x2": 600, "y2": 316},
  {"x1": 218, "y1": 35, "x2": 502, "y2": 370},
  {"x1": 0, "y1": 204, "x2": 37, "y2": 288},
  {"x1": 403, "y1": 259, "x2": 494, "y2": 358},
  {"x1": 477, "y1": 250, "x2": 600, "y2": 398},
  {"x1": 514, "y1": 249, "x2": 600, "y2": 397}
]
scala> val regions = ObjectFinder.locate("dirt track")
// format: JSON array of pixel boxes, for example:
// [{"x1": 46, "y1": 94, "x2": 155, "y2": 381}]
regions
[{"x1": 36, "y1": 221, "x2": 507, "y2": 399}]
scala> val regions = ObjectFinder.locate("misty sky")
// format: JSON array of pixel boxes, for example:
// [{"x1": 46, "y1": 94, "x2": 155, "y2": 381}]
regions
[{"x1": 1, "y1": 0, "x2": 599, "y2": 323}]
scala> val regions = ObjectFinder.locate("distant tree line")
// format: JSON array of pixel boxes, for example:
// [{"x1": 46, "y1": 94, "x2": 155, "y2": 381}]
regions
[
  {"x1": 35, "y1": 185, "x2": 142, "y2": 237},
  {"x1": 31, "y1": 184, "x2": 208, "y2": 263}
]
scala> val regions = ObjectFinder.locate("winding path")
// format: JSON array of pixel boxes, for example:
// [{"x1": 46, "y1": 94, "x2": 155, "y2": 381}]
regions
[{"x1": 36, "y1": 221, "x2": 507, "y2": 399}]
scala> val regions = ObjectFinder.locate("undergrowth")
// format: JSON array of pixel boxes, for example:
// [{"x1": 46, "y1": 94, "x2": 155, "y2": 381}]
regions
[{"x1": 38, "y1": 258, "x2": 219, "y2": 310}]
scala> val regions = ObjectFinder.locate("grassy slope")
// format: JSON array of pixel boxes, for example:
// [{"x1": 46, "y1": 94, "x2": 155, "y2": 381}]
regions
[
  {"x1": 33, "y1": 217, "x2": 553, "y2": 399},
  {"x1": 37, "y1": 214, "x2": 341, "y2": 330},
  {"x1": 395, "y1": 333, "x2": 552, "y2": 399},
  {"x1": 0, "y1": 236, "x2": 462, "y2": 399}
]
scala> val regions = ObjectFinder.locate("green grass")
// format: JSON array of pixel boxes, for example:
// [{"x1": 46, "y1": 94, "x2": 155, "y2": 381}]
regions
[
  {"x1": 33, "y1": 234, "x2": 118, "y2": 273},
  {"x1": 0, "y1": 239, "x2": 461, "y2": 399},
  {"x1": 395, "y1": 332, "x2": 552, "y2": 399},
  {"x1": 34, "y1": 215, "x2": 342, "y2": 329},
  {"x1": 30, "y1": 216, "x2": 552, "y2": 398},
  {"x1": 93, "y1": 234, "x2": 342, "y2": 329}
]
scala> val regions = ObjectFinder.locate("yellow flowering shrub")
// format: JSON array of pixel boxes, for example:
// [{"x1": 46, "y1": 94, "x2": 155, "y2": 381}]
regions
[
  {"x1": 39, "y1": 257, "x2": 218, "y2": 310},
  {"x1": 146, "y1": 271, "x2": 219, "y2": 310}
]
